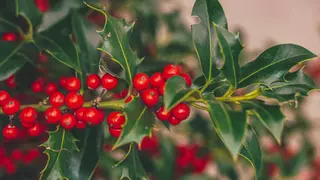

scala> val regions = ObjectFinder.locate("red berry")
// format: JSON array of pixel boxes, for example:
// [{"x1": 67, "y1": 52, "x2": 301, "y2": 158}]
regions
[
  {"x1": 141, "y1": 89, "x2": 159, "y2": 107},
  {"x1": 6, "y1": 75, "x2": 16, "y2": 88},
  {"x1": 109, "y1": 127, "x2": 122, "y2": 138},
  {"x1": 158, "y1": 83, "x2": 165, "y2": 96},
  {"x1": 59, "y1": 76, "x2": 68, "y2": 88},
  {"x1": 141, "y1": 135, "x2": 158, "y2": 152},
  {"x1": 45, "y1": 83, "x2": 58, "y2": 95},
  {"x1": 65, "y1": 76, "x2": 81, "y2": 92},
  {"x1": 27, "y1": 123, "x2": 41, "y2": 137},
  {"x1": 172, "y1": 103, "x2": 190, "y2": 121},
  {"x1": 75, "y1": 107, "x2": 86, "y2": 121},
  {"x1": 39, "y1": 52, "x2": 48, "y2": 63},
  {"x1": 180, "y1": 73, "x2": 192, "y2": 87},
  {"x1": 150, "y1": 72, "x2": 165, "y2": 88},
  {"x1": 2, "y1": 32, "x2": 17, "y2": 41},
  {"x1": 0, "y1": 90, "x2": 10, "y2": 106},
  {"x1": 86, "y1": 74, "x2": 101, "y2": 90},
  {"x1": 21, "y1": 121, "x2": 34, "y2": 128},
  {"x1": 34, "y1": 0, "x2": 50, "y2": 12},
  {"x1": 11, "y1": 149, "x2": 23, "y2": 161},
  {"x1": 76, "y1": 120, "x2": 87, "y2": 129},
  {"x1": 2, "y1": 125, "x2": 18, "y2": 139},
  {"x1": 65, "y1": 92, "x2": 84, "y2": 109},
  {"x1": 133, "y1": 73, "x2": 150, "y2": 91},
  {"x1": 101, "y1": 73, "x2": 118, "y2": 90},
  {"x1": 44, "y1": 107, "x2": 62, "y2": 124},
  {"x1": 168, "y1": 116, "x2": 181, "y2": 125},
  {"x1": 3, "y1": 157, "x2": 16, "y2": 175},
  {"x1": 49, "y1": 92, "x2": 64, "y2": 107},
  {"x1": 83, "y1": 108, "x2": 103, "y2": 125},
  {"x1": 156, "y1": 106, "x2": 171, "y2": 121},
  {"x1": 267, "y1": 163, "x2": 279, "y2": 177},
  {"x1": 19, "y1": 107, "x2": 38, "y2": 124},
  {"x1": 31, "y1": 80, "x2": 44, "y2": 93},
  {"x1": 125, "y1": 95, "x2": 133, "y2": 103},
  {"x1": 163, "y1": 64, "x2": 181, "y2": 80},
  {"x1": 60, "y1": 113, "x2": 76, "y2": 130},
  {"x1": 106, "y1": 112, "x2": 125, "y2": 129},
  {"x1": 2, "y1": 98, "x2": 20, "y2": 115}
]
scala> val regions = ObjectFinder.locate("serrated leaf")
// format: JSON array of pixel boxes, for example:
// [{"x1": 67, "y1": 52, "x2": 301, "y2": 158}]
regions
[
  {"x1": 0, "y1": 52, "x2": 27, "y2": 81},
  {"x1": 112, "y1": 96, "x2": 155, "y2": 150},
  {"x1": 191, "y1": 0, "x2": 227, "y2": 82},
  {"x1": 71, "y1": 10, "x2": 100, "y2": 74},
  {"x1": 117, "y1": 143, "x2": 149, "y2": 180},
  {"x1": 16, "y1": 0, "x2": 42, "y2": 28},
  {"x1": 214, "y1": 25, "x2": 243, "y2": 88},
  {"x1": 262, "y1": 68, "x2": 318, "y2": 103},
  {"x1": 39, "y1": 126, "x2": 79, "y2": 180},
  {"x1": 85, "y1": 2, "x2": 140, "y2": 85},
  {"x1": 239, "y1": 127, "x2": 262, "y2": 180},
  {"x1": 239, "y1": 44, "x2": 316, "y2": 88},
  {"x1": 164, "y1": 76, "x2": 198, "y2": 112},
  {"x1": 206, "y1": 100, "x2": 247, "y2": 159},
  {"x1": 242, "y1": 100, "x2": 285, "y2": 143},
  {"x1": 34, "y1": 14, "x2": 81, "y2": 72}
]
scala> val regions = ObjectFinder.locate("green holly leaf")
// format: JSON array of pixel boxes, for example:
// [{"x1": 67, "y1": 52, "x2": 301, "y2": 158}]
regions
[
  {"x1": 239, "y1": 44, "x2": 316, "y2": 88},
  {"x1": 0, "y1": 52, "x2": 28, "y2": 81},
  {"x1": 239, "y1": 127, "x2": 262, "y2": 180},
  {"x1": 214, "y1": 25, "x2": 243, "y2": 88},
  {"x1": 242, "y1": 100, "x2": 285, "y2": 143},
  {"x1": 35, "y1": 14, "x2": 81, "y2": 72},
  {"x1": 164, "y1": 76, "x2": 199, "y2": 112},
  {"x1": 85, "y1": 2, "x2": 141, "y2": 85},
  {"x1": 112, "y1": 96, "x2": 155, "y2": 150},
  {"x1": 191, "y1": 0, "x2": 227, "y2": 82},
  {"x1": 116, "y1": 143, "x2": 149, "y2": 180},
  {"x1": 39, "y1": 126, "x2": 79, "y2": 180},
  {"x1": 206, "y1": 99, "x2": 247, "y2": 159},
  {"x1": 16, "y1": 0, "x2": 42, "y2": 28},
  {"x1": 180, "y1": 174, "x2": 212, "y2": 180},
  {"x1": 71, "y1": 10, "x2": 100, "y2": 74},
  {"x1": 262, "y1": 68, "x2": 318, "y2": 103}
]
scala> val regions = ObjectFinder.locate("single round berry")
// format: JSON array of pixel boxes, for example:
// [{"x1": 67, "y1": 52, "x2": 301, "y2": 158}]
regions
[
  {"x1": 150, "y1": 72, "x2": 165, "y2": 88},
  {"x1": 27, "y1": 123, "x2": 41, "y2": 137},
  {"x1": 75, "y1": 107, "x2": 86, "y2": 121},
  {"x1": 163, "y1": 64, "x2": 181, "y2": 80},
  {"x1": 31, "y1": 80, "x2": 44, "y2": 93},
  {"x1": 141, "y1": 89, "x2": 159, "y2": 107},
  {"x1": 76, "y1": 120, "x2": 87, "y2": 129},
  {"x1": 86, "y1": 74, "x2": 101, "y2": 90},
  {"x1": 125, "y1": 95, "x2": 133, "y2": 103},
  {"x1": 180, "y1": 73, "x2": 192, "y2": 87},
  {"x1": 60, "y1": 113, "x2": 76, "y2": 130},
  {"x1": 133, "y1": 73, "x2": 150, "y2": 91},
  {"x1": 34, "y1": 0, "x2": 50, "y2": 12},
  {"x1": 39, "y1": 53, "x2": 48, "y2": 63},
  {"x1": 11, "y1": 149, "x2": 23, "y2": 161},
  {"x1": 109, "y1": 127, "x2": 122, "y2": 138},
  {"x1": 6, "y1": 75, "x2": 16, "y2": 88},
  {"x1": 44, "y1": 107, "x2": 62, "y2": 124},
  {"x1": 0, "y1": 90, "x2": 10, "y2": 106},
  {"x1": 158, "y1": 83, "x2": 165, "y2": 96},
  {"x1": 19, "y1": 107, "x2": 38, "y2": 124},
  {"x1": 2, "y1": 32, "x2": 17, "y2": 41},
  {"x1": 65, "y1": 77, "x2": 81, "y2": 91},
  {"x1": 168, "y1": 116, "x2": 181, "y2": 125},
  {"x1": 49, "y1": 92, "x2": 64, "y2": 107},
  {"x1": 2, "y1": 98, "x2": 20, "y2": 115},
  {"x1": 107, "y1": 112, "x2": 125, "y2": 129},
  {"x1": 65, "y1": 92, "x2": 84, "y2": 109},
  {"x1": 45, "y1": 83, "x2": 58, "y2": 95},
  {"x1": 172, "y1": 103, "x2": 190, "y2": 121},
  {"x1": 101, "y1": 73, "x2": 118, "y2": 90},
  {"x1": 2, "y1": 125, "x2": 18, "y2": 139},
  {"x1": 83, "y1": 108, "x2": 103, "y2": 125},
  {"x1": 59, "y1": 76, "x2": 68, "y2": 88},
  {"x1": 156, "y1": 106, "x2": 171, "y2": 121}
]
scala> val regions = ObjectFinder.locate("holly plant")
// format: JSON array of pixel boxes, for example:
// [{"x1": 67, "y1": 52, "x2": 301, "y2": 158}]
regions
[{"x1": 0, "y1": 0, "x2": 318, "y2": 179}]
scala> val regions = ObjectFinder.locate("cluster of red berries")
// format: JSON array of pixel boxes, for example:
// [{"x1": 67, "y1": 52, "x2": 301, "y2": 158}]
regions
[
  {"x1": 0, "y1": 147, "x2": 41, "y2": 175},
  {"x1": 175, "y1": 144, "x2": 211, "y2": 175}
]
